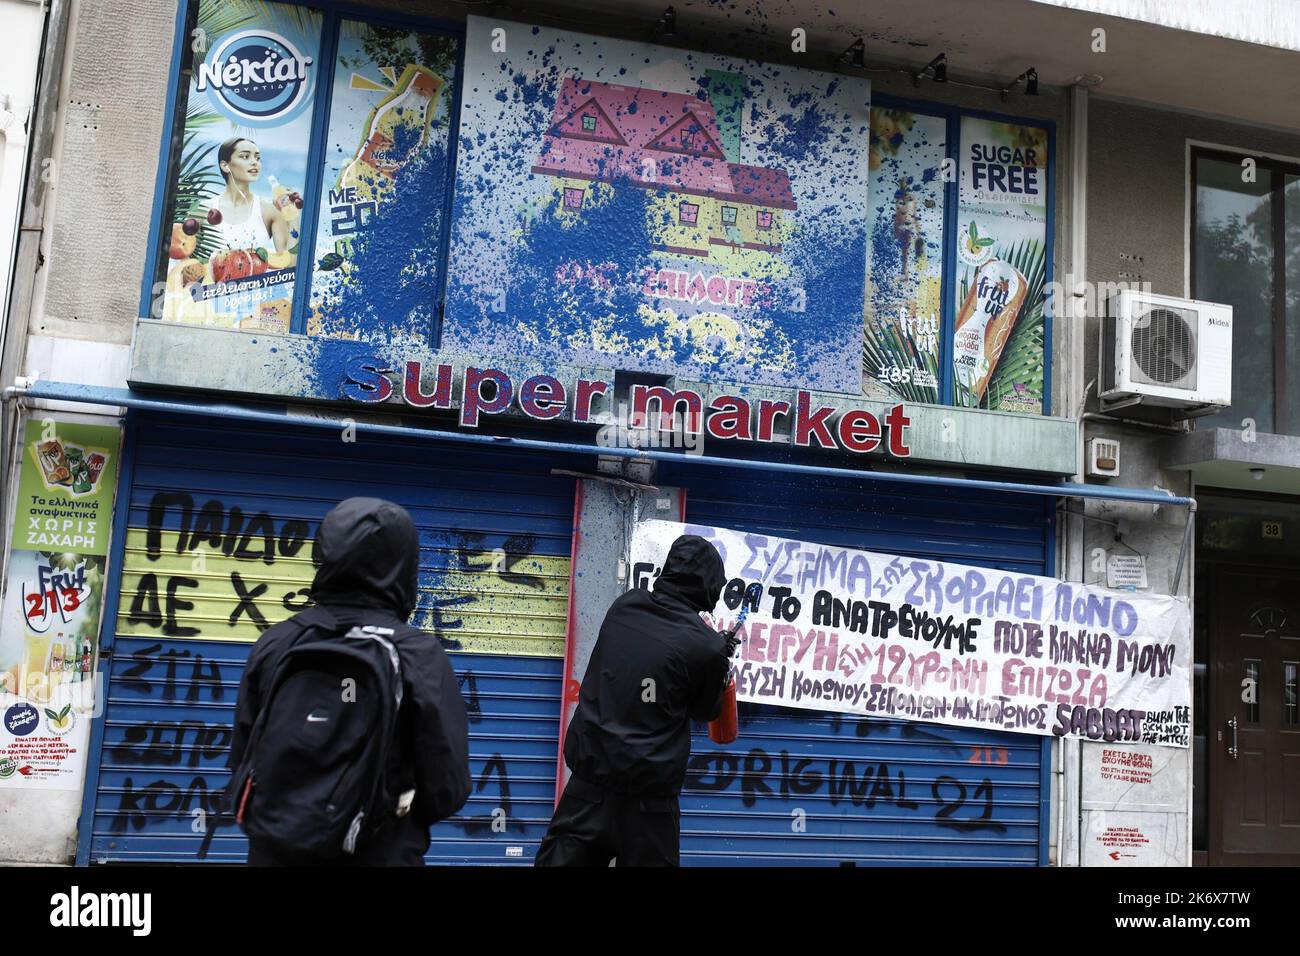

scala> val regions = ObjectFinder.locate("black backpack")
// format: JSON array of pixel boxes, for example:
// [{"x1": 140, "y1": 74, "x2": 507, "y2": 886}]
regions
[{"x1": 229, "y1": 622, "x2": 405, "y2": 860}]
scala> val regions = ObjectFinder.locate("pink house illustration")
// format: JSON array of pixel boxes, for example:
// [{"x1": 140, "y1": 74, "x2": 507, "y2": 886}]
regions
[{"x1": 530, "y1": 76, "x2": 796, "y2": 259}]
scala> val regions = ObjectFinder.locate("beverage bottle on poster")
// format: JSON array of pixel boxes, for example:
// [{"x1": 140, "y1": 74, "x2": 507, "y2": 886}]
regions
[
  {"x1": 337, "y1": 67, "x2": 442, "y2": 205},
  {"x1": 50, "y1": 638, "x2": 63, "y2": 683},
  {"x1": 86, "y1": 452, "x2": 106, "y2": 485},
  {"x1": 267, "y1": 175, "x2": 302, "y2": 233},
  {"x1": 952, "y1": 259, "x2": 1027, "y2": 404}
]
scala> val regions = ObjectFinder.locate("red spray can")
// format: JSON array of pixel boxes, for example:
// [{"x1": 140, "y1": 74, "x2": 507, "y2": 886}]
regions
[
  {"x1": 708, "y1": 676, "x2": 739, "y2": 744},
  {"x1": 708, "y1": 608, "x2": 746, "y2": 745}
]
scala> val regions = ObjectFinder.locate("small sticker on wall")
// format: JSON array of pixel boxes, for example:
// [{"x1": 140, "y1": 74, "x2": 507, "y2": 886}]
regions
[
  {"x1": 1263, "y1": 520, "x2": 1283, "y2": 540},
  {"x1": 1097, "y1": 825, "x2": 1149, "y2": 861},
  {"x1": 506, "y1": 846, "x2": 524, "y2": 858},
  {"x1": 1106, "y1": 553, "x2": 1148, "y2": 591}
]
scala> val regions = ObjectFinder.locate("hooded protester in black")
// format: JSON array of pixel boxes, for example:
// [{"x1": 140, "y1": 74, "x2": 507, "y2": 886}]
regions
[
  {"x1": 228, "y1": 498, "x2": 471, "y2": 865},
  {"x1": 536, "y1": 534, "x2": 731, "y2": 866}
]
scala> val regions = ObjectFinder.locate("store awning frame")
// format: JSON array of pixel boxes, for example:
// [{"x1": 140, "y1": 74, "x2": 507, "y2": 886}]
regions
[
  {"x1": 4, "y1": 379, "x2": 1198, "y2": 593},
  {"x1": 5, "y1": 379, "x2": 1196, "y2": 508}
]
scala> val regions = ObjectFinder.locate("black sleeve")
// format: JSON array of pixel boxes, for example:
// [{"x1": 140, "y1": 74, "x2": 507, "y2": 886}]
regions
[
  {"x1": 228, "y1": 632, "x2": 276, "y2": 771},
  {"x1": 403, "y1": 635, "x2": 472, "y2": 826},
  {"x1": 686, "y1": 634, "x2": 731, "y2": 722}
]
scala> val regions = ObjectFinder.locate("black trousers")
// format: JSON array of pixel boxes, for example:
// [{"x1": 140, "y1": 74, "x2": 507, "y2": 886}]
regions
[
  {"x1": 534, "y1": 776, "x2": 680, "y2": 867},
  {"x1": 245, "y1": 813, "x2": 430, "y2": 866}
]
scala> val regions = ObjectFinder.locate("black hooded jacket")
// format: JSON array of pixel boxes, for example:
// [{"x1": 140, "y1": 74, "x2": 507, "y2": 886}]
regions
[
  {"x1": 563, "y1": 535, "x2": 731, "y2": 796},
  {"x1": 228, "y1": 498, "x2": 471, "y2": 862}
]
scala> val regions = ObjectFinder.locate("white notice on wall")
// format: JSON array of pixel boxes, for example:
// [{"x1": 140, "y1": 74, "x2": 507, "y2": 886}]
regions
[{"x1": 1106, "y1": 553, "x2": 1148, "y2": 591}]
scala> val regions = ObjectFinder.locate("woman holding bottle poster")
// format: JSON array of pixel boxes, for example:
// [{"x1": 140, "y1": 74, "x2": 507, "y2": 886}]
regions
[
  {"x1": 194, "y1": 137, "x2": 304, "y2": 328},
  {"x1": 159, "y1": 0, "x2": 321, "y2": 332},
  {"x1": 210, "y1": 137, "x2": 299, "y2": 265}
]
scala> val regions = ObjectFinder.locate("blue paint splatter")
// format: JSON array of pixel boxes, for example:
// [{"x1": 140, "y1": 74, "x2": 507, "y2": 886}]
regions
[{"x1": 311, "y1": 131, "x2": 450, "y2": 344}]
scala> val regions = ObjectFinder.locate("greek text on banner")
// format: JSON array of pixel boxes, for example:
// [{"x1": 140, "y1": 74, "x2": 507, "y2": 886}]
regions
[{"x1": 630, "y1": 521, "x2": 1191, "y2": 747}]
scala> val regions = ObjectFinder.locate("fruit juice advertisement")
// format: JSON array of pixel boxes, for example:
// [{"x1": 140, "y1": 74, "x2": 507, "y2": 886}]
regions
[
  {"x1": 307, "y1": 21, "x2": 459, "y2": 340},
  {"x1": 0, "y1": 551, "x2": 104, "y2": 697},
  {"x1": 863, "y1": 108, "x2": 946, "y2": 404},
  {"x1": 157, "y1": 0, "x2": 322, "y2": 334},
  {"x1": 10, "y1": 421, "x2": 119, "y2": 555},
  {"x1": 0, "y1": 419, "x2": 118, "y2": 789},
  {"x1": 951, "y1": 117, "x2": 1050, "y2": 413}
]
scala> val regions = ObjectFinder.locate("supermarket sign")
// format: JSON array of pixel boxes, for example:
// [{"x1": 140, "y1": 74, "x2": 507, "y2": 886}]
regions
[{"x1": 342, "y1": 356, "x2": 914, "y2": 458}]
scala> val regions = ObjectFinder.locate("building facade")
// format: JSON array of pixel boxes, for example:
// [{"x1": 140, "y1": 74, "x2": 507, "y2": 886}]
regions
[{"x1": 0, "y1": 0, "x2": 1296, "y2": 867}]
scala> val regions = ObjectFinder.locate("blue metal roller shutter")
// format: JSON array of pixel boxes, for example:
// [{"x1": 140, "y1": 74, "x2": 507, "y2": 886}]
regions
[
  {"x1": 80, "y1": 411, "x2": 576, "y2": 865},
  {"x1": 660, "y1": 461, "x2": 1054, "y2": 866}
]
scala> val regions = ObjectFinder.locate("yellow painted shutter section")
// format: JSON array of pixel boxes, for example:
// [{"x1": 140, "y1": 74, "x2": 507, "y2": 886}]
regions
[{"x1": 116, "y1": 529, "x2": 569, "y2": 657}]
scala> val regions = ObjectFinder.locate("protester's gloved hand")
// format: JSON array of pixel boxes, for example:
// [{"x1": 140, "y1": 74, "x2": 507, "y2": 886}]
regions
[{"x1": 720, "y1": 607, "x2": 747, "y2": 658}]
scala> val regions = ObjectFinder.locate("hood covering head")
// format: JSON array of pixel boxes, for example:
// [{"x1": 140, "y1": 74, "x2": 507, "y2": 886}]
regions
[
  {"x1": 653, "y1": 534, "x2": 727, "y2": 613},
  {"x1": 310, "y1": 498, "x2": 420, "y2": 618}
]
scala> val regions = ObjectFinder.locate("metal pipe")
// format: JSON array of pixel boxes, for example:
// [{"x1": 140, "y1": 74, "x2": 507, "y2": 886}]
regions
[
  {"x1": 1081, "y1": 411, "x2": 1188, "y2": 435},
  {"x1": 1062, "y1": 80, "x2": 1090, "y2": 865},
  {"x1": 17, "y1": 380, "x2": 1199, "y2": 509},
  {"x1": 1171, "y1": 503, "x2": 1196, "y2": 595}
]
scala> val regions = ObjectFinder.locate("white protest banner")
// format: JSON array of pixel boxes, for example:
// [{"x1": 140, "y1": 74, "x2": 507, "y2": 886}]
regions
[{"x1": 630, "y1": 521, "x2": 1191, "y2": 747}]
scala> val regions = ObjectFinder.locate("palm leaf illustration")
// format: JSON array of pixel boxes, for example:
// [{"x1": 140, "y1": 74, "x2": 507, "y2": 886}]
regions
[
  {"x1": 863, "y1": 312, "x2": 941, "y2": 403},
  {"x1": 951, "y1": 237, "x2": 1048, "y2": 410},
  {"x1": 985, "y1": 238, "x2": 1048, "y2": 411},
  {"x1": 197, "y1": 0, "x2": 266, "y2": 36},
  {"x1": 171, "y1": 107, "x2": 227, "y2": 263}
]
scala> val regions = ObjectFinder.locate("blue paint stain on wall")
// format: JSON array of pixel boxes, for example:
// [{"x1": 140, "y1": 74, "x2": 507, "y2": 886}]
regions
[
  {"x1": 440, "y1": 17, "x2": 873, "y2": 395},
  {"x1": 312, "y1": 137, "x2": 450, "y2": 342}
]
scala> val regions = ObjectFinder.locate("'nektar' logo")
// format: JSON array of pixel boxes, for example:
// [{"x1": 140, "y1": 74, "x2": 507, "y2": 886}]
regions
[{"x1": 197, "y1": 30, "x2": 314, "y2": 127}]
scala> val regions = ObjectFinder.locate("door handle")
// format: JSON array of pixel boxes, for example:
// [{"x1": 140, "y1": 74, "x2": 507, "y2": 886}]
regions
[{"x1": 1227, "y1": 716, "x2": 1238, "y2": 759}]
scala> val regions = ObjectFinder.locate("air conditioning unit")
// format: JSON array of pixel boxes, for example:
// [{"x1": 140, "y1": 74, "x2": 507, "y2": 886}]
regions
[{"x1": 1099, "y1": 290, "x2": 1232, "y2": 411}]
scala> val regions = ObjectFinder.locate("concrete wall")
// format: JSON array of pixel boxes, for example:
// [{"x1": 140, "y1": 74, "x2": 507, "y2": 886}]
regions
[
  {"x1": 34, "y1": 0, "x2": 173, "y2": 347},
  {"x1": 1087, "y1": 96, "x2": 1300, "y2": 330},
  {"x1": 1066, "y1": 96, "x2": 1300, "y2": 864},
  {"x1": 0, "y1": 0, "x2": 47, "y2": 327},
  {"x1": 1083, "y1": 95, "x2": 1300, "y2": 599}
]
